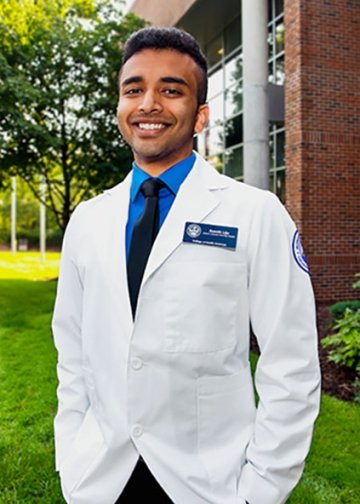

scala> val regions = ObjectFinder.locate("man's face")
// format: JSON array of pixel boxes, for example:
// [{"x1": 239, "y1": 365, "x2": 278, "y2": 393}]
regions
[{"x1": 117, "y1": 48, "x2": 208, "y2": 172}]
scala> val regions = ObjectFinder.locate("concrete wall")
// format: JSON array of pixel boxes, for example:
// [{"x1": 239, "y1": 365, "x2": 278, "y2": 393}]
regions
[{"x1": 130, "y1": 0, "x2": 197, "y2": 27}]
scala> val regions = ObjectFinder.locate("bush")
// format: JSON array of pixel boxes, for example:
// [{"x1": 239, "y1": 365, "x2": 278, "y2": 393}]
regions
[
  {"x1": 322, "y1": 273, "x2": 360, "y2": 403},
  {"x1": 329, "y1": 300, "x2": 360, "y2": 320},
  {"x1": 322, "y1": 308, "x2": 360, "y2": 373}
]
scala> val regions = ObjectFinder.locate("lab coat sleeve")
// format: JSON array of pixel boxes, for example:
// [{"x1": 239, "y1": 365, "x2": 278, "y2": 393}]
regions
[
  {"x1": 237, "y1": 191, "x2": 321, "y2": 504},
  {"x1": 52, "y1": 203, "x2": 89, "y2": 471}
]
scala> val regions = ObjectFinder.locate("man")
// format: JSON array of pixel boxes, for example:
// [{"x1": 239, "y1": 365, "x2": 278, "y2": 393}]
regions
[{"x1": 52, "y1": 27, "x2": 321, "y2": 504}]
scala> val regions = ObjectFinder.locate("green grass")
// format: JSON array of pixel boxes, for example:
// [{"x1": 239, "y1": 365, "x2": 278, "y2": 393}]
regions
[
  {"x1": 0, "y1": 279, "x2": 63, "y2": 503},
  {"x1": 0, "y1": 251, "x2": 60, "y2": 280},
  {"x1": 0, "y1": 256, "x2": 359, "y2": 503},
  {"x1": 289, "y1": 394, "x2": 360, "y2": 503}
]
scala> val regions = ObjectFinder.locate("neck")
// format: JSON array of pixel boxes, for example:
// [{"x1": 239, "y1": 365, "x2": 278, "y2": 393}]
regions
[{"x1": 133, "y1": 148, "x2": 193, "y2": 177}]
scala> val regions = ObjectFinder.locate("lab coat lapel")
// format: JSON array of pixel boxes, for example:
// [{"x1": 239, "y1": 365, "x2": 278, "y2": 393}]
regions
[
  {"x1": 104, "y1": 172, "x2": 133, "y2": 328},
  {"x1": 142, "y1": 156, "x2": 227, "y2": 285}
]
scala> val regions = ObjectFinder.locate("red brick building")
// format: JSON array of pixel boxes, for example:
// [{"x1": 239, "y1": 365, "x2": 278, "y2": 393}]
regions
[
  {"x1": 285, "y1": 0, "x2": 360, "y2": 303},
  {"x1": 129, "y1": 0, "x2": 360, "y2": 304}
]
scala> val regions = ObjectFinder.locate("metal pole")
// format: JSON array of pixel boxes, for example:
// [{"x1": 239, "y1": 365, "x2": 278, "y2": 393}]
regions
[
  {"x1": 242, "y1": 0, "x2": 269, "y2": 189},
  {"x1": 11, "y1": 176, "x2": 16, "y2": 255},
  {"x1": 39, "y1": 175, "x2": 46, "y2": 263}
]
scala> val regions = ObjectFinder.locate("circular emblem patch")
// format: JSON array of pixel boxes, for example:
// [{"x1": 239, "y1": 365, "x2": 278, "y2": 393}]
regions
[
  {"x1": 292, "y1": 230, "x2": 309, "y2": 274},
  {"x1": 186, "y1": 223, "x2": 202, "y2": 238}
]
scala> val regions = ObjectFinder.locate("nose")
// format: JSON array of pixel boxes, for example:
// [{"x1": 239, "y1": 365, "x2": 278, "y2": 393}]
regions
[{"x1": 138, "y1": 90, "x2": 162, "y2": 114}]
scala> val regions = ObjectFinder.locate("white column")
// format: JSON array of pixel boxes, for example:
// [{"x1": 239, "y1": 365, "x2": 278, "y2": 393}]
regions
[
  {"x1": 39, "y1": 175, "x2": 46, "y2": 263},
  {"x1": 11, "y1": 176, "x2": 16, "y2": 255},
  {"x1": 242, "y1": 0, "x2": 269, "y2": 189}
]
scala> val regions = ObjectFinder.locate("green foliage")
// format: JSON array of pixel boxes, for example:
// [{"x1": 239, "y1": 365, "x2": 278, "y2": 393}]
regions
[
  {"x1": 352, "y1": 273, "x2": 360, "y2": 290},
  {"x1": 329, "y1": 300, "x2": 360, "y2": 320},
  {"x1": 322, "y1": 309, "x2": 360, "y2": 373},
  {"x1": 329, "y1": 274, "x2": 360, "y2": 319},
  {"x1": 322, "y1": 273, "x2": 360, "y2": 401},
  {"x1": 353, "y1": 377, "x2": 360, "y2": 405},
  {"x1": 0, "y1": 0, "x2": 145, "y2": 231}
]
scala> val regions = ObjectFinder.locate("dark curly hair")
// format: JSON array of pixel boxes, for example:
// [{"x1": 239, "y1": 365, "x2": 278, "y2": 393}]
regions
[{"x1": 121, "y1": 27, "x2": 208, "y2": 105}]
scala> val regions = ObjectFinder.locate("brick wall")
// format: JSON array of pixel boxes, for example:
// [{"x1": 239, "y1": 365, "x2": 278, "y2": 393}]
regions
[{"x1": 285, "y1": 0, "x2": 360, "y2": 304}]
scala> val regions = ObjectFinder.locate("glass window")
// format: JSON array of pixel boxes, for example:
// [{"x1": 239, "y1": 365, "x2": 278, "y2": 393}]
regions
[
  {"x1": 206, "y1": 34, "x2": 224, "y2": 68},
  {"x1": 224, "y1": 16, "x2": 241, "y2": 56},
  {"x1": 268, "y1": 62, "x2": 275, "y2": 84},
  {"x1": 205, "y1": 126, "x2": 223, "y2": 157},
  {"x1": 276, "y1": 130, "x2": 285, "y2": 167},
  {"x1": 275, "y1": 169, "x2": 285, "y2": 202},
  {"x1": 276, "y1": 0, "x2": 284, "y2": 18},
  {"x1": 225, "y1": 114, "x2": 242, "y2": 148},
  {"x1": 208, "y1": 67, "x2": 223, "y2": 100},
  {"x1": 225, "y1": 52, "x2": 242, "y2": 89},
  {"x1": 224, "y1": 146, "x2": 243, "y2": 179},
  {"x1": 269, "y1": 135, "x2": 275, "y2": 168},
  {"x1": 269, "y1": 170, "x2": 275, "y2": 192},
  {"x1": 225, "y1": 86, "x2": 243, "y2": 118},
  {"x1": 196, "y1": 131, "x2": 206, "y2": 157},
  {"x1": 275, "y1": 21, "x2": 285, "y2": 53},
  {"x1": 207, "y1": 153, "x2": 224, "y2": 173},
  {"x1": 268, "y1": 28, "x2": 275, "y2": 60},
  {"x1": 208, "y1": 93, "x2": 224, "y2": 127},
  {"x1": 275, "y1": 57, "x2": 285, "y2": 84}
]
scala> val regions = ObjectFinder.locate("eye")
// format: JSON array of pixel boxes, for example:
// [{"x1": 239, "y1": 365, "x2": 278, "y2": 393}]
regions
[
  {"x1": 124, "y1": 88, "x2": 142, "y2": 95},
  {"x1": 162, "y1": 88, "x2": 182, "y2": 96}
]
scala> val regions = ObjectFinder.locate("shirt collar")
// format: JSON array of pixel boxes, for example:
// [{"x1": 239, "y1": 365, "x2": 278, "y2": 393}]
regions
[{"x1": 130, "y1": 152, "x2": 196, "y2": 202}]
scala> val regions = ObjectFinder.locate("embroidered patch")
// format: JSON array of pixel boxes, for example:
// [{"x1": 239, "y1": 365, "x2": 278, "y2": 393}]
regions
[{"x1": 292, "y1": 230, "x2": 310, "y2": 274}]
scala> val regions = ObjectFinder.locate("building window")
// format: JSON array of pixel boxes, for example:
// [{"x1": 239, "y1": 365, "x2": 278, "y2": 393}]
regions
[{"x1": 196, "y1": 2, "x2": 285, "y2": 200}]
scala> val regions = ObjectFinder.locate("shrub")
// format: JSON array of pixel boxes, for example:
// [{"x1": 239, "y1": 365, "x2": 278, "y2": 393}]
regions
[
  {"x1": 322, "y1": 273, "x2": 360, "y2": 402},
  {"x1": 322, "y1": 308, "x2": 360, "y2": 373},
  {"x1": 329, "y1": 300, "x2": 360, "y2": 320}
]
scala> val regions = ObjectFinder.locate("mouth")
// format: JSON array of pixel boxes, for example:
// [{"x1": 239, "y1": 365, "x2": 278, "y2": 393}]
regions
[
  {"x1": 137, "y1": 122, "x2": 167, "y2": 131},
  {"x1": 131, "y1": 120, "x2": 171, "y2": 137}
]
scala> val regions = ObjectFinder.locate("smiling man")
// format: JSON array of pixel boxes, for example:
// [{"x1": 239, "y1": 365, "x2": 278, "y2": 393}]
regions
[{"x1": 52, "y1": 28, "x2": 321, "y2": 504}]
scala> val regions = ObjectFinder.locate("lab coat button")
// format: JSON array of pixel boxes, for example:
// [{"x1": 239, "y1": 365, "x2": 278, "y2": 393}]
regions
[
  {"x1": 132, "y1": 424, "x2": 143, "y2": 438},
  {"x1": 131, "y1": 357, "x2": 143, "y2": 370}
]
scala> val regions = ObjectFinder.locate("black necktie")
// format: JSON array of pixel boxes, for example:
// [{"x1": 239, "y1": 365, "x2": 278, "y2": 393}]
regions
[{"x1": 127, "y1": 178, "x2": 164, "y2": 317}]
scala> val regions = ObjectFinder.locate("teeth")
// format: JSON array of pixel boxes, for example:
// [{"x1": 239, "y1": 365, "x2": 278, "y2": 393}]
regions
[{"x1": 138, "y1": 123, "x2": 165, "y2": 130}]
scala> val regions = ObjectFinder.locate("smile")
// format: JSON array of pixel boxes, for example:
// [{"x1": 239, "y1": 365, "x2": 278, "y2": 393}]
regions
[{"x1": 138, "y1": 123, "x2": 166, "y2": 130}]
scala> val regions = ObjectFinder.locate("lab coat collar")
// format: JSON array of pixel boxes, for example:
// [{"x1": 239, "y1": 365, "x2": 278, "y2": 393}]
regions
[
  {"x1": 103, "y1": 154, "x2": 230, "y2": 324},
  {"x1": 141, "y1": 153, "x2": 230, "y2": 286}
]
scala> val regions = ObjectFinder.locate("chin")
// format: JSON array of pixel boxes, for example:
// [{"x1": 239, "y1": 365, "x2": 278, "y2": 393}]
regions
[{"x1": 134, "y1": 145, "x2": 169, "y2": 162}]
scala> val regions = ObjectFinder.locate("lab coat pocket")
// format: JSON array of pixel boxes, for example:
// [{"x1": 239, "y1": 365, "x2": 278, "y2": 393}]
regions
[
  {"x1": 197, "y1": 369, "x2": 256, "y2": 490},
  {"x1": 60, "y1": 407, "x2": 106, "y2": 498},
  {"x1": 164, "y1": 261, "x2": 244, "y2": 352}
]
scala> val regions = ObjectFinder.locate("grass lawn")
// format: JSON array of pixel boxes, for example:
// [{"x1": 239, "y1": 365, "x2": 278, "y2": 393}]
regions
[
  {"x1": 0, "y1": 255, "x2": 359, "y2": 503},
  {"x1": 0, "y1": 251, "x2": 60, "y2": 280}
]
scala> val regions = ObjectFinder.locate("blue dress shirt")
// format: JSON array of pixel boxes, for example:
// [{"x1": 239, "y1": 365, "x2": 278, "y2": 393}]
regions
[{"x1": 126, "y1": 152, "x2": 196, "y2": 259}]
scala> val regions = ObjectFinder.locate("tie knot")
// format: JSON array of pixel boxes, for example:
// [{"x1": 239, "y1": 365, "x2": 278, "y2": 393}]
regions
[{"x1": 141, "y1": 178, "x2": 164, "y2": 198}]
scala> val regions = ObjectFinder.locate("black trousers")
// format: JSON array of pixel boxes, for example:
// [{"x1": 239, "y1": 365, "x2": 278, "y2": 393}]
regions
[{"x1": 116, "y1": 460, "x2": 173, "y2": 503}]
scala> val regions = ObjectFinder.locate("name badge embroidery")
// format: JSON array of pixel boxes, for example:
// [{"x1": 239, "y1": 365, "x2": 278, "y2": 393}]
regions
[{"x1": 183, "y1": 222, "x2": 238, "y2": 250}]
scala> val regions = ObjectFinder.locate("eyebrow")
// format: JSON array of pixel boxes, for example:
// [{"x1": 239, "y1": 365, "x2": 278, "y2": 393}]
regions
[
  {"x1": 160, "y1": 76, "x2": 189, "y2": 87},
  {"x1": 121, "y1": 76, "x2": 143, "y2": 87},
  {"x1": 120, "y1": 75, "x2": 189, "y2": 88}
]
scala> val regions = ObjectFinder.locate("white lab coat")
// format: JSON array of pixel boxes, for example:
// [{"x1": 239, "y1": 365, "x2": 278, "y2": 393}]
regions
[{"x1": 52, "y1": 153, "x2": 321, "y2": 504}]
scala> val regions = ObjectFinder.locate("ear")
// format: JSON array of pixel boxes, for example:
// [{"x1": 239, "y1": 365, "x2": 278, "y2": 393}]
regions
[{"x1": 194, "y1": 104, "x2": 209, "y2": 134}]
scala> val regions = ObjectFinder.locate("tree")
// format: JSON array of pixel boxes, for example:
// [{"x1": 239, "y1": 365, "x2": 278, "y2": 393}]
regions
[{"x1": 0, "y1": 0, "x2": 145, "y2": 231}]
